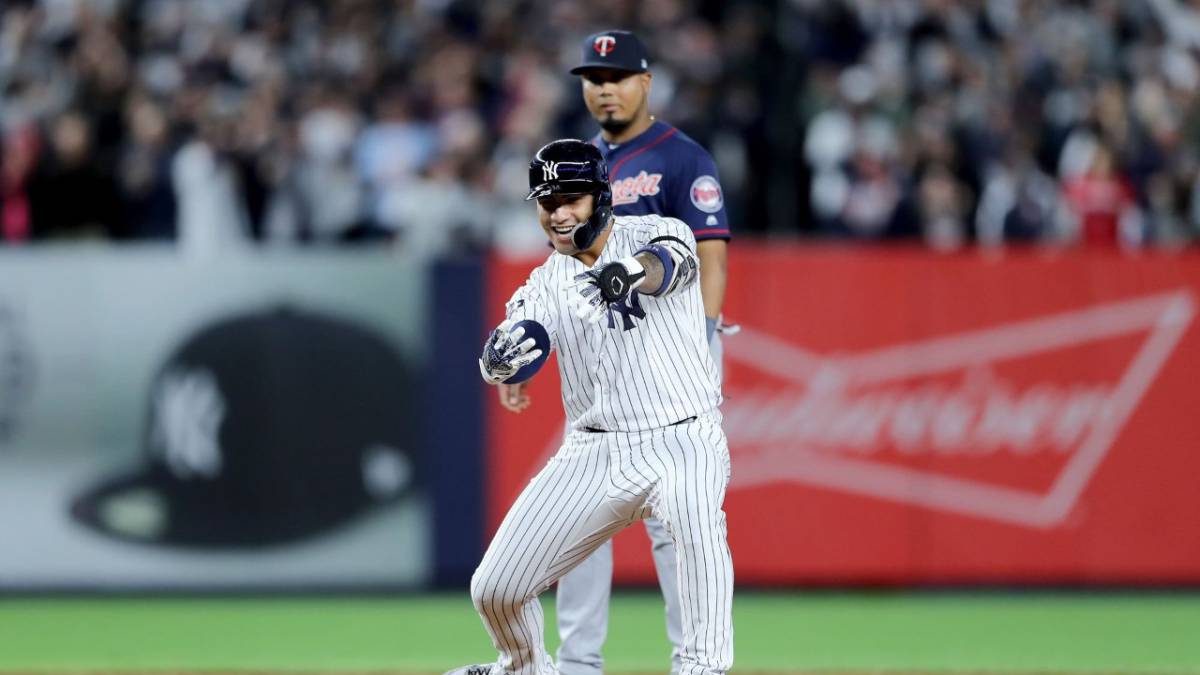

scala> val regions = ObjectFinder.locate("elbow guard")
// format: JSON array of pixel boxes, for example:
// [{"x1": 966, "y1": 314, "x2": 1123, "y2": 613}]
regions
[{"x1": 640, "y1": 236, "x2": 698, "y2": 297}]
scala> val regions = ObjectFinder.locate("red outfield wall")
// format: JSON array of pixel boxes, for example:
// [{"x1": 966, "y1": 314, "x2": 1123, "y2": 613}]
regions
[{"x1": 486, "y1": 245, "x2": 1200, "y2": 584}]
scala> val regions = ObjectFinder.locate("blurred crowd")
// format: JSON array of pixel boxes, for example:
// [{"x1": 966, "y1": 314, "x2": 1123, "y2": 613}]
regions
[
  {"x1": 791, "y1": 0, "x2": 1200, "y2": 249},
  {"x1": 2, "y1": 0, "x2": 1200, "y2": 255}
]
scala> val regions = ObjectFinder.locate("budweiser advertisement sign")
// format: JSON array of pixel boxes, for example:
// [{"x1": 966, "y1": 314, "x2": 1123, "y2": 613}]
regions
[{"x1": 486, "y1": 247, "x2": 1200, "y2": 584}]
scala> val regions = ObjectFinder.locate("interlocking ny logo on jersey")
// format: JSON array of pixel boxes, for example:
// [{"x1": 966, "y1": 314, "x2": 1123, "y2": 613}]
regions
[
  {"x1": 612, "y1": 171, "x2": 663, "y2": 206},
  {"x1": 722, "y1": 290, "x2": 1196, "y2": 529},
  {"x1": 593, "y1": 35, "x2": 616, "y2": 57},
  {"x1": 607, "y1": 293, "x2": 646, "y2": 331}
]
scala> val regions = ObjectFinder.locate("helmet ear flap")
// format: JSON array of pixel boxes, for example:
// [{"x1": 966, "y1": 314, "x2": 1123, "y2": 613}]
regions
[
  {"x1": 592, "y1": 189, "x2": 613, "y2": 233},
  {"x1": 573, "y1": 187, "x2": 613, "y2": 251}
]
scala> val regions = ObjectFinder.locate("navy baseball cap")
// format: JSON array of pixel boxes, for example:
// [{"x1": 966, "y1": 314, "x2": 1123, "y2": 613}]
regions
[
  {"x1": 570, "y1": 30, "x2": 650, "y2": 75},
  {"x1": 70, "y1": 305, "x2": 421, "y2": 549}
]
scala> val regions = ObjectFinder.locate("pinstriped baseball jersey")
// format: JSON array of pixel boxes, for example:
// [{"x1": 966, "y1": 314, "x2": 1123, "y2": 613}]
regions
[
  {"x1": 504, "y1": 214, "x2": 721, "y2": 432},
  {"x1": 470, "y1": 211, "x2": 734, "y2": 675}
]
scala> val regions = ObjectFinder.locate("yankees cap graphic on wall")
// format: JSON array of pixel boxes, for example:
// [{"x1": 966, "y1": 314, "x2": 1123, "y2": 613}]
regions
[{"x1": 70, "y1": 305, "x2": 420, "y2": 548}]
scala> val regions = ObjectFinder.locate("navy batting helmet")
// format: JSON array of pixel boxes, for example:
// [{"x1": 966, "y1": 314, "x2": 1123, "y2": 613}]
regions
[{"x1": 526, "y1": 139, "x2": 613, "y2": 252}]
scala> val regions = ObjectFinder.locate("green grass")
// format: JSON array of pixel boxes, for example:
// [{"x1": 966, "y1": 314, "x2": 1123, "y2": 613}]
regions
[{"x1": 0, "y1": 592, "x2": 1197, "y2": 673}]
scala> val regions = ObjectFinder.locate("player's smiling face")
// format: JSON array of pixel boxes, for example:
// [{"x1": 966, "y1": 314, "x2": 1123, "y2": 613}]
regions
[
  {"x1": 580, "y1": 68, "x2": 651, "y2": 134},
  {"x1": 537, "y1": 192, "x2": 595, "y2": 254}
]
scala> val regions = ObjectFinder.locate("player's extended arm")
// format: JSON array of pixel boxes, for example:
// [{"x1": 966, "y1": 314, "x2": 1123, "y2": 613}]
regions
[
  {"x1": 568, "y1": 236, "x2": 699, "y2": 323},
  {"x1": 697, "y1": 239, "x2": 727, "y2": 340}
]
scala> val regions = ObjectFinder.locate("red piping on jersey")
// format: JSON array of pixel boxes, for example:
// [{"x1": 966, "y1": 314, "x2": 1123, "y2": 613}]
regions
[
  {"x1": 695, "y1": 230, "x2": 731, "y2": 239},
  {"x1": 609, "y1": 127, "x2": 678, "y2": 177}
]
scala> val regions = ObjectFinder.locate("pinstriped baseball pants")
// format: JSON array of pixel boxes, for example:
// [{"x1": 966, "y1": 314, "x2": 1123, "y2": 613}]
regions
[{"x1": 470, "y1": 413, "x2": 734, "y2": 675}]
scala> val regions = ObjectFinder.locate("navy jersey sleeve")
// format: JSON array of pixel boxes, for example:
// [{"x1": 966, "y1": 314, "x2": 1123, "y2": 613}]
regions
[{"x1": 668, "y1": 146, "x2": 731, "y2": 242}]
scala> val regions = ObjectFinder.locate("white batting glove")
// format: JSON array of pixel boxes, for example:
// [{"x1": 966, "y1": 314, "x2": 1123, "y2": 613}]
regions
[
  {"x1": 478, "y1": 319, "x2": 544, "y2": 384},
  {"x1": 567, "y1": 279, "x2": 608, "y2": 324},
  {"x1": 567, "y1": 257, "x2": 646, "y2": 324}
]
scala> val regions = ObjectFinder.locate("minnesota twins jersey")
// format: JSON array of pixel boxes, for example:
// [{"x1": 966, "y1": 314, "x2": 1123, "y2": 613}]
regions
[
  {"x1": 504, "y1": 214, "x2": 721, "y2": 432},
  {"x1": 592, "y1": 120, "x2": 730, "y2": 242}
]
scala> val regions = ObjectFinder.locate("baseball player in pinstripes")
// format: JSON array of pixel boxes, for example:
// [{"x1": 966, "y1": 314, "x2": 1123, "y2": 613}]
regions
[
  {"x1": 445, "y1": 138, "x2": 733, "y2": 675},
  {"x1": 543, "y1": 30, "x2": 734, "y2": 675}
]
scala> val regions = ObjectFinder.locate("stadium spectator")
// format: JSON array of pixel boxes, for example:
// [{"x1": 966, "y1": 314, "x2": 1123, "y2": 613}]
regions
[
  {"x1": 0, "y1": 0, "x2": 1196, "y2": 248},
  {"x1": 1060, "y1": 142, "x2": 1143, "y2": 246},
  {"x1": 28, "y1": 109, "x2": 121, "y2": 240},
  {"x1": 116, "y1": 95, "x2": 176, "y2": 240},
  {"x1": 1, "y1": 124, "x2": 41, "y2": 243}
]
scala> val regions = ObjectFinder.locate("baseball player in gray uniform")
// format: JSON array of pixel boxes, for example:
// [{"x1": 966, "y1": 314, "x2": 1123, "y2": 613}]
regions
[
  {"x1": 445, "y1": 139, "x2": 733, "y2": 675},
  {"x1": 555, "y1": 30, "x2": 734, "y2": 675}
]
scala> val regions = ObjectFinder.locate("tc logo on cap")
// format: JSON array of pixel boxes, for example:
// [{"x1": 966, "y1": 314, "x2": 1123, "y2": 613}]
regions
[{"x1": 593, "y1": 35, "x2": 616, "y2": 57}]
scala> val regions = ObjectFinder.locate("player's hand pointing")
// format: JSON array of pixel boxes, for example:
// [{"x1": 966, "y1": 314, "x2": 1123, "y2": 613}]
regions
[{"x1": 568, "y1": 257, "x2": 647, "y2": 324}]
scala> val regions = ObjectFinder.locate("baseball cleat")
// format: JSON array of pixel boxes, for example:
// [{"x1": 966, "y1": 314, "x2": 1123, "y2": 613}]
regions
[{"x1": 442, "y1": 665, "x2": 494, "y2": 675}]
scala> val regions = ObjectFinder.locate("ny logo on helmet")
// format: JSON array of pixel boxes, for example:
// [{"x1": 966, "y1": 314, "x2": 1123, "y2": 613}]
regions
[
  {"x1": 542, "y1": 161, "x2": 559, "y2": 182},
  {"x1": 593, "y1": 36, "x2": 616, "y2": 57}
]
